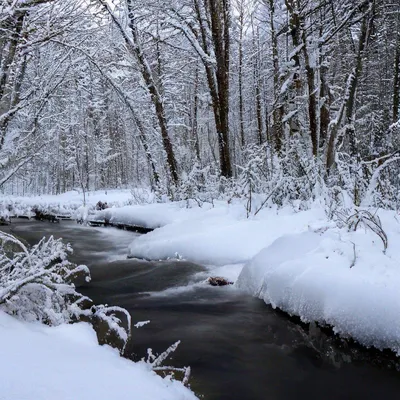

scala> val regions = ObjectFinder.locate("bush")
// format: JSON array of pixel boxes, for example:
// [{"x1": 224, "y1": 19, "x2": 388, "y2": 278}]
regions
[
  {"x1": 0, "y1": 232, "x2": 131, "y2": 353},
  {"x1": 0, "y1": 232, "x2": 191, "y2": 381}
]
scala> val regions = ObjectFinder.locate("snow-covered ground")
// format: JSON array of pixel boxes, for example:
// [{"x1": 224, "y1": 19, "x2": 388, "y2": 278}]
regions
[
  {"x1": 92, "y1": 195, "x2": 400, "y2": 354},
  {"x1": 127, "y1": 202, "x2": 325, "y2": 268},
  {"x1": 237, "y1": 210, "x2": 400, "y2": 354},
  {"x1": 0, "y1": 189, "x2": 133, "y2": 217},
  {"x1": 4, "y1": 188, "x2": 400, "y2": 357},
  {"x1": 0, "y1": 311, "x2": 197, "y2": 400},
  {"x1": 95, "y1": 201, "x2": 212, "y2": 229}
]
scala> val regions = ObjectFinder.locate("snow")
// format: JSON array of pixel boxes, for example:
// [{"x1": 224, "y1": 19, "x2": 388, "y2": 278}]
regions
[
  {"x1": 75, "y1": 204, "x2": 90, "y2": 222},
  {"x1": 0, "y1": 189, "x2": 134, "y2": 217},
  {"x1": 104, "y1": 197, "x2": 400, "y2": 354},
  {"x1": 4, "y1": 188, "x2": 133, "y2": 206},
  {"x1": 5, "y1": 188, "x2": 400, "y2": 355},
  {"x1": 237, "y1": 210, "x2": 400, "y2": 354},
  {"x1": 128, "y1": 201, "x2": 326, "y2": 266},
  {"x1": 95, "y1": 201, "x2": 211, "y2": 229},
  {"x1": 0, "y1": 311, "x2": 198, "y2": 400}
]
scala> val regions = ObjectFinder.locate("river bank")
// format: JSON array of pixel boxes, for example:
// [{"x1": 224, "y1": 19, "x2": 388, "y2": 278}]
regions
[{"x1": 3, "y1": 219, "x2": 400, "y2": 400}]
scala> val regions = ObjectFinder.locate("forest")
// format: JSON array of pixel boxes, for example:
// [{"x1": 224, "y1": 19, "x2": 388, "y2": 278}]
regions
[
  {"x1": 1, "y1": 0, "x2": 399, "y2": 209},
  {"x1": 3, "y1": 2, "x2": 400, "y2": 399}
]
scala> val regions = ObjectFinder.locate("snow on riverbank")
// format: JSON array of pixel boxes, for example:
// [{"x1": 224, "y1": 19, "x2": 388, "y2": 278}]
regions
[
  {"x1": 106, "y1": 199, "x2": 400, "y2": 354},
  {"x1": 0, "y1": 189, "x2": 133, "y2": 217},
  {"x1": 126, "y1": 202, "x2": 326, "y2": 266},
  {"x1": 0, "y1": 311, "x2": 198, "y2": 400},
  {"x1": 95, "y1": 201, "x2": 213, "y2": 229},
  {"x1": 5, "y1": 189, "x2": 400, "y2": 354},
  {"x1": 237, "y1": 209, "x2": 400, "y2": 354}
]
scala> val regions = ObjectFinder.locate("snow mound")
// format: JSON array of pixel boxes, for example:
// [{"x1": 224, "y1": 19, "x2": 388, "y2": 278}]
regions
[
  {"x1": 0, "y1": 311, "x2": 197, "y2": 400},
  {"x1": 0, "y1": 189, "x2": 134, "y2": 217},
  {"x1": 94, "y1": 202, "x2": 210, "y2": 229},
  {"x1": 128, "y1": 203, "x2": 326, "y2": 266},
  {"x1": 237, "y1": 222, "x2": 400, "y2": 354}
]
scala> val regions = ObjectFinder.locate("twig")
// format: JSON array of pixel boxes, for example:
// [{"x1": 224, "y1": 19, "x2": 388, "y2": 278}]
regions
[{"x1": 350, "y1": 242, "x2": 356, "y2": 268}]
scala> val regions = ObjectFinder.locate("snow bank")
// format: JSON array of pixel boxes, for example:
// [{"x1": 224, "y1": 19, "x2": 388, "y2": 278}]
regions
[
  {"x1": 8, "y1": 187, "x2": 400, "y2": 354},
  {"x1": 95, "y1": 201, "x2": 211, "y2": 229},
  {"x1": 237, "y1": 210, "x2": 400, "y2": 354},
  {"x1": 0, "y1": 311, "x2": 197, "y2": 400},
  {"x1": 2, "y1": 189, "x2": 133, "y2": 206},
  {"x1": 0, "y1": 189, "x2": 133, "y2": 217},
  {"x1": 128, "y1": 202, "x2": 327, "y2": 266},
  {"x1": 122, "y1": 198, "x2": 400, "y2": 354}
]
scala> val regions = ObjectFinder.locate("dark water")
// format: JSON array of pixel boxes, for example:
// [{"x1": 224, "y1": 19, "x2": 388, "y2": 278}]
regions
[{"x1": 4, "y1": 219, "x2": 400, "y2": 400}]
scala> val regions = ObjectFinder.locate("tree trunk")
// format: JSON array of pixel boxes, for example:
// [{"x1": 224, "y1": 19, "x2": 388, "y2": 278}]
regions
[
  {"x1": 102, "y1": 0, "x2": 179, "y2": 185},
  {"x1": 393, "y1": 40, "x2": 400, "y2": 123},
  {"x1": 127, "y1": 1, "x2": 178, "y2": 184},
  {"x1": 0, "y1": 11, "x2": 26, "y2": 151},
  {"x1": 192, "y1": 65, "x2": 201, "y2": 161},
  {"x1": 326, "y1": 3, "x2": 373, "y2": 177},
  {"x1": 269, "y1": 0, "x2": 283, "y2": 153},
  {"x1": 300, "y1": 17, "x2": 318, "y2": 157},
  {"x1": 208, "y1": 0, "x2": 232, "y2": 178},
  {"x1": 285, "y1": 0, "x2": 302, "y2": 138},
  {"x1": 344, "y1": 12, "x2": 370, "y2": 160},
  {"x1": 238, "y1": 0, "x2": 245, "y2": 148},
  {"x1": 251, "y1": 21, "x2": 263, "y2": 145}
]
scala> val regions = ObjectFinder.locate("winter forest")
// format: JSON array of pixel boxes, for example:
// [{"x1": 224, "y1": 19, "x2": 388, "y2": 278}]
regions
[
  {"x1": 0, "y1": 0, "x2": 399, "y2": 208},
  {"x1": 3, "y1": 1, "x2": 400, "y2": 399}
]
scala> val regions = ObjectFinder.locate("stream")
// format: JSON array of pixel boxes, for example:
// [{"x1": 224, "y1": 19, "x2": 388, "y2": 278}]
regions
[{"x1": 3, "y1": 219, "x2": 400, "y2": 400}]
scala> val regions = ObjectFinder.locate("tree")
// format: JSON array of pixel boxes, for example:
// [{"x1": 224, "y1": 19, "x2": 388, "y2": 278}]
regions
[
  {"x1": 98, "y1": 0, "x2": 179, "y2": 186},
  {"x1": 167, "y1": 0, "x2": 233, "y2": 177}
]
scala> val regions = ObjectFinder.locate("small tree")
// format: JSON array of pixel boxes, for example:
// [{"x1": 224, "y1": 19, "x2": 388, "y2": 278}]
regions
[{"x1": 237, "y1": 145, "x2": 265, "y2": 217}]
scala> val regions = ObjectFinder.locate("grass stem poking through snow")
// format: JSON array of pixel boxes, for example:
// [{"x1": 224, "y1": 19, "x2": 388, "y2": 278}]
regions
[{"x1": 346, "y1": 210, "x2": 388, "y2": 253}]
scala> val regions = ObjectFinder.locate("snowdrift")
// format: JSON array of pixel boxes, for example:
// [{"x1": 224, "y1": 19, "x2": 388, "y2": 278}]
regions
[
  {"x1": 0, "y1": 311, "x2": 197, "y2": 400},
  {"x1": 94, "y1": 201, "x2": 210, "y2": 230},
  {"x1": 237, "y1": 211, "x2": 400, "y2": 354},
  {"x1": 128, "y1": 202, "x2": 325, "y2": 266},
  {"x1": 0, "y1": 189, "x2": 133, "y2": 218}
]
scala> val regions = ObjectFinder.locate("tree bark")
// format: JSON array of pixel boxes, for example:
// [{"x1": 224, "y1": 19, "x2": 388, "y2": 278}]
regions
[
  {"x1": 269, "y1": 0, "x2": 283, "y2": 153},
  {"x1": 192, "y1": 64, "x2": 201, "y2": 161},
  {"x1": 300, "y1": 17, "x2": 318, "y2": 156},
  {"x1": 126, "y1": 1, "x2": 178, "y2": 184},
  {"x1": 393, "y1": 38, "x2": 400, "y2": 123},
  {"x1": 238, "y1": 0, "x2": 245, "y2": 148},
  {"x1": 326, "y1": 2, "x2": 373, "y2": 175},
  {"x1": 208, "y1": 0, "x2": 232, "y2": 177}
]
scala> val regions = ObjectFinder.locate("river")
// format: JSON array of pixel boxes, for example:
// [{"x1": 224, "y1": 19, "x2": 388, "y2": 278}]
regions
[{"x1": 3, "y1": 219, "x2": 400, "y2": 400}]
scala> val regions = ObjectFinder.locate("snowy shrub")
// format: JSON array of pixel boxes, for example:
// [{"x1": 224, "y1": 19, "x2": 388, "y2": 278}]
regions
[
  {"x1": 169, "y1": 163, "x2": 222, "y2": 207},
  {"x1": 272, "y1": 154, "x2": 316, "y2": 205},
  {"x1": 346, "y1": 210, "x2": 388, "y2": 253},
  {"x1": 361, "y1": 157, "x2": 400, "y2": 210},
  {"x1": 87, "y1": 304, "x2": 132, "y2": 354},
  {"x1": 0, "y1": 202, "x2": 12, "y2": 224},
  {"x1": 168, "y1": 142, "x2": 329, "y2": 214},
  {"x1": 0, "y1": 232, "x2": 131, "y2": 353},
  {"x1": 144, "y1": 340, "x2": 191, "y2": 386},
  {"x1": 174, "y1": 163, "x2": 205, "y2": 205},
  {"x1": 0, "y1": 232, "x2": 90, "y2": 325},
  {"x1": 129, "y1": 187, "x2": 156, "y2": 205},
  {"x1": 75, "y1": 204, "x2": 91, "y2": 224},
  {"x1": 153, "y1": 180, "x2": 172, "y2": 203},
  {"x1": 238, "y1": 168, "x2": 258, "y2": 216}
]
